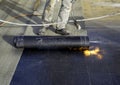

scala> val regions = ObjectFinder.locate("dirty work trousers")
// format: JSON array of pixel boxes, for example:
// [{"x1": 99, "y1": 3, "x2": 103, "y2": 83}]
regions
[
  {"x1": 33, "y1": 0, "x2": 41, "y2": 11},
  {"x1": 44, "y1": 0, "x2": 73, "y2": 29}
]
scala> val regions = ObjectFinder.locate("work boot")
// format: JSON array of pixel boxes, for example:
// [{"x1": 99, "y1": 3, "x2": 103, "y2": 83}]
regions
[
  {"x1": 33, "y1": 11, "x2": 41, "y2": 16},
  {"x1": 37, "y1": 27, "x2": 46, "y2": 35},
  {"x1": 55, "y1": 29, "x2": 70, "y2": 35}
]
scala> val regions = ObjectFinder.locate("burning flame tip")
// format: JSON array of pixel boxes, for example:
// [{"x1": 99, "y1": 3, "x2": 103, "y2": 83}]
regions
[{"x1": 83, "y1": 47, "x2": 103, "y2": 59}]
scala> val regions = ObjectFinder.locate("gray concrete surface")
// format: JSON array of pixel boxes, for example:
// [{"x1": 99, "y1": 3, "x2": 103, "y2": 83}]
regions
[{"x1": 0, "y1": 0, "x2": 32, "y2": 85}]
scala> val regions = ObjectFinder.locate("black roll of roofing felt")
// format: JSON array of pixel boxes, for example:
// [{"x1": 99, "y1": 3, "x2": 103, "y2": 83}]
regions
[{"x1": 13, "y1": 36, "x2": 89, "y2": 50}]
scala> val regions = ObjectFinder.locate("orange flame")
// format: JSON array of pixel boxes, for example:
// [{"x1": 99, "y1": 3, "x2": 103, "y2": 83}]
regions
[{"x1": 84, "y1": 47, "x2": 103, "y2": 59}]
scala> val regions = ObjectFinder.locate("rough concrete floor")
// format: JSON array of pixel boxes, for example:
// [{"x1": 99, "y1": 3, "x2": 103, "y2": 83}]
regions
[{"x1": 0, "y1": 0, "x2": 32, "y2": 85}]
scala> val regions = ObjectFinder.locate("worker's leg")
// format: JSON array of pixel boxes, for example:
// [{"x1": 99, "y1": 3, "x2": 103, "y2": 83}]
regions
[
  {"x1": 37, "y1": 0, "x2": 57, "y2": 35},
  {"x1": 55, "y1": 0, "x2": 73, "y2": 35},
  {"x1": 56, "y1": 0, "x2": 72, "y2": 29},
  {"x1": 33, "y1": 0, "x2": 41, "y2": 15},
  {"x1": 43, "y1": 0, "x2": 57, "y2": 22},
  {"x1": 33, "y1": 0, "x2": 40, "y2": 11}
]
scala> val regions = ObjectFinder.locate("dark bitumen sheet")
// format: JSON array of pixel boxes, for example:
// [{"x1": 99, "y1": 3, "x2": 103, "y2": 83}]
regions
[{"x1": 10, "y1": 23, "x2": 120, "y2": 85}]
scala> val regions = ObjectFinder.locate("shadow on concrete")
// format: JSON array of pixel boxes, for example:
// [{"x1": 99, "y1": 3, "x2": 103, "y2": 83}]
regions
[
  {"x1": 0, "y1": 0, "x2": 32, "y2": 22},
  {"x1": 2, "y1": 35, "x2": 16, "y2": 47},
  {"x1": 0, "y1": 0, "x2": 45, "y2": 35}
]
